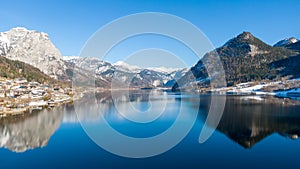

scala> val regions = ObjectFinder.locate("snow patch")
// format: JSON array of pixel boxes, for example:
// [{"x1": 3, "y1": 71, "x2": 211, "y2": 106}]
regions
[
  {"x1": 147, "y1": 67, "x2": 184, "y2": 74},
  {"x1": 63, "y1": 56, "x2": 81, "y2": 61},
  {"x1": 113, "y1": 61, "x2": 141, "y2": 73}
]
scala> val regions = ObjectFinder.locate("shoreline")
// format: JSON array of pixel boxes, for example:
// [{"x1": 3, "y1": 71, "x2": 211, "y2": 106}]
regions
[
  {"x1": 0, "y1": 97, "x2": 73, "y2": 118},
  {"x1": 2, "y1": 84, "x2": 300, "y2": 119}
]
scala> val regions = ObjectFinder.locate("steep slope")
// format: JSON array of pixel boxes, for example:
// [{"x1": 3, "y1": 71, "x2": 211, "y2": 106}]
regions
[
  {"x1": 113, "y1": 61, "x2": 142, "y2": 73},
  {"x1": 63, "y1": 57, "x2": 112, "y2": 88},
  {"x1": 0, "y1": 27, "x2": 67, "y2": 80},
  {"x1": 271, "y1": 54, "x2": 300, "y2": 79},
  {"x1": 0, "y1": 55, "x2": 55, "y2": 83},
  {"x1": 173, "y1": 32, "x2": 297, "y2": 91},
  {"x1": 286, "y1": 41, "x2": 300, "y2": 52}
]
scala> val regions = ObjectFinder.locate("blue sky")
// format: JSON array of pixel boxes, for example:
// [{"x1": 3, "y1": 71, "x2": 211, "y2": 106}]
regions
[{"x1": 1, "y1": 0, "x2": 300, "y2": 67}]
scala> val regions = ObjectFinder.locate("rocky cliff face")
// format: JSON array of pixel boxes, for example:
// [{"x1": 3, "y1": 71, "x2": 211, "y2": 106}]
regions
[{"x1": 0, "y1": 27, "x2": 67, "y2": 80}]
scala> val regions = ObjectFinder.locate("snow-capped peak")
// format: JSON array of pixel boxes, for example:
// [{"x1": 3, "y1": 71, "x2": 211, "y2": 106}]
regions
[
  {"x1": 147, "y1": 67, "x2": 184, "y2": 74},
  {"x1": 0, "y1": 27, "x2": 66, "y2": 79},
  {"x1": 290, "y1": 38, "x2": 298, "y2": 43},
  {"x1": 274, "y1": 37, "x2": 299, "y2": 47},
  {"x1": 11, "y1": 27, "x2": 29, "y2": 31},
  {"x1": 113, "y1": 61, "x2": 141, "y2": 72},
  {"x1": 63, "y1": 56, "x2": 81, "y2": 61}
]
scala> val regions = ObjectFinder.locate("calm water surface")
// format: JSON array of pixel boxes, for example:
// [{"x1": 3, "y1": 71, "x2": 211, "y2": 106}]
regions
[{"x1": 1, "y1": 91, "x2": 300, "y2": 169}]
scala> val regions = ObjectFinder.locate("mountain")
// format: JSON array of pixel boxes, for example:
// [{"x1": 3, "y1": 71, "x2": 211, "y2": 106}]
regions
[
  {"x1": 274, "y1": 37, "x2": 300, "y2": 52},
  {"x1": 0, "y1": 27, "x2": 67, "y2": 80},
  {"x1": 113, "y1": 61, "x2": 142, "y2": 73},
  {"x1": 273, "y1": 37, "x2": 299, "y2": 47},
  {"x1": 163, "y1": 68, "x2": 189, "y2": 87},
  {"x1": 285, "y1": 41, "x2": 300, "y2": 52},
  {"x1": 6, "y1": 27, "x2": 299, "y2": 91},
  {"x1": 63, "y1": 56, "x2": 112, "y2": 88},
  {"x1": 0, "y1": 55, "x2": 55, "y2": 83},
  {"x1": 63, "y1": 56, "x2": 187, "y2": 88},
  {"x1": 173, "y1": 32, "x2": 298, "y2": 91},
  {"x1": 147, "y1": 66, "x2": 184, "y2": 74},
  {"x1": 271, "y1": 54, "x2": 300, "y2": 79}
]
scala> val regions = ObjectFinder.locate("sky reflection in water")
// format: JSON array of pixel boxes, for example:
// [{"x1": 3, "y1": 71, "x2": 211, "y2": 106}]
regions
[{"x1": 1, "y1": 91, "x2": 300, "y2": 168}]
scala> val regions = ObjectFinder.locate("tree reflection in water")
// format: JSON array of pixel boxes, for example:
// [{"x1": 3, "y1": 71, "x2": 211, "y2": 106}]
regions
[
  {"x1": 0, "y1": 107, "x2": 64, "y2": 152},
  {"x1": 1, "y1": 91, "x2": 300, "y2": 152},
  {"x1": 198, "y1": 95, "x2": 300, "y2": 148}
]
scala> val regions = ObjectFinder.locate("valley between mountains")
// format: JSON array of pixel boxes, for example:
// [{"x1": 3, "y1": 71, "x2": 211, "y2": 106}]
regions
[{"x1": 0, "y1": 27, "x2": 300, "y2": 116}]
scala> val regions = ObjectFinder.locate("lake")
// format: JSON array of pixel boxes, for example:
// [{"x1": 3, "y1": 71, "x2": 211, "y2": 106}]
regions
[{"x1": 1, "y1": 90, "x2": 300, "y2": 169}]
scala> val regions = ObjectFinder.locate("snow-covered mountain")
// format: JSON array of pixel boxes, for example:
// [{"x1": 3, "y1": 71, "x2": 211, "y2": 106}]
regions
[
  {"x1": 0, "y1": 27, "x2": 67, "y2": 80},
  {"x1": 274, "y1": 37, "x2": 299, "y2": 47},
  {"x1": 113, "y1": 61, "x2": 142, "y2": 73},
  {"x1": 61, "y1": 55, "x2": 81, "y2": 64},
  {"x1": 0, "y1": 27, "x2": 187, "y2": 86},
  {"x1": 63, "y1": 56, "x2": 187, "y2": 88},
  {"x1": 147, "y1": 66, "x2": 184, "y2": 74},
  {"x1": 275, "y1": 38, "x2": 300, "y2": 52}
]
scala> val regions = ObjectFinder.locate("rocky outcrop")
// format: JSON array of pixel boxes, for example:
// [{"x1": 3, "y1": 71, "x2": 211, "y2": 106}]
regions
[{"x1": 0, "y1": 27, "x2": 67, "y2": 80}]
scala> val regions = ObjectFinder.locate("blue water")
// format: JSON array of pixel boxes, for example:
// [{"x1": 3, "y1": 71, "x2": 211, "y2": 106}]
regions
[{"x1": 1, "y1": 91, "x2": 300, "y2": 169}]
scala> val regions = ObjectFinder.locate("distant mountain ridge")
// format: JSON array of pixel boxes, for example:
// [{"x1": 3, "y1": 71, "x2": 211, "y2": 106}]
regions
[
  {"x1": 63, "y1": 56, "x2": 188, "y2": 88},
  {"x1": 273, "y1": 37, "x2": 300, "y2": 52},
  {"x1": 273, "y1": 37, "x2": 299, "y2": 47}
]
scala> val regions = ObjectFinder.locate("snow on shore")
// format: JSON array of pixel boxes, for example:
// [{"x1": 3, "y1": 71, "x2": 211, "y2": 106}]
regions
[{"x1": 211, "y1": 79, "x2": 300, "y2": 100}]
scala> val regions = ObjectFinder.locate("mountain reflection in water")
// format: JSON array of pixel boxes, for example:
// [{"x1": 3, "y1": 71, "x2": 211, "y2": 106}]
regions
[
  {"x1": 1, "y1": 91, "x2": 300, "y2": 153},
  {"x1": 0, "y1": 107, "x2": 64, "y2": 152},
  {"x1": 198, "y1": 95, "x2": 300, "y2": 148}
]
